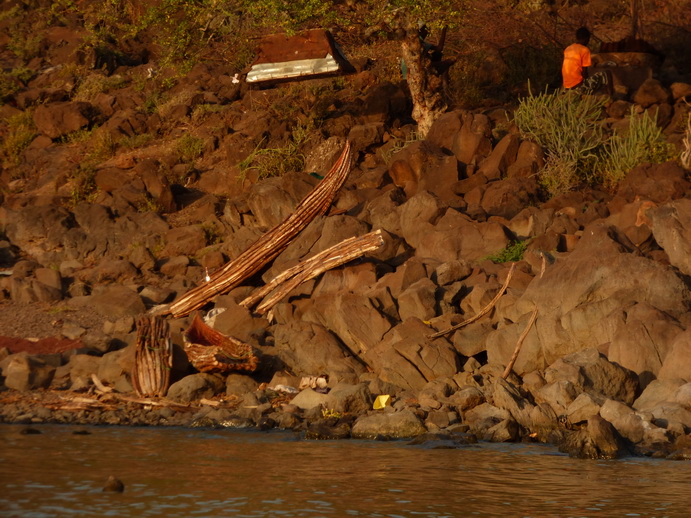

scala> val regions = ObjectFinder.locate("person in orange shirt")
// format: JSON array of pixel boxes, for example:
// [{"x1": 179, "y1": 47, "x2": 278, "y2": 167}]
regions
[{"x1": 562, "y1": 27, "x2": 593, "y2": 90}]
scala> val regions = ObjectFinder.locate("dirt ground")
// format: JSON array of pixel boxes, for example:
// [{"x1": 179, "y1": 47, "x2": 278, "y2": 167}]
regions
[{"x1": 0, "y1": 301, "x2": 107, "y2": 355}]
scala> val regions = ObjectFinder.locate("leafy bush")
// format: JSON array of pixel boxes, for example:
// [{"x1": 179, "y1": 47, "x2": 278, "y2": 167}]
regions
[
  {"x1": 514, "y1": 88, "x2": 674, "y2": 195},
  {"x1": 485, "y1": 240, "x2": 529, "y2": 263},
  {"x1": 514, "y1": 87, "x2": 606, "y2": 194},
  {"x1": 174, "y1": 134, "x2": 205, "y2": 163},
  {"x1": 597, "y1": 108, "x2": 674, "y2": 188}
]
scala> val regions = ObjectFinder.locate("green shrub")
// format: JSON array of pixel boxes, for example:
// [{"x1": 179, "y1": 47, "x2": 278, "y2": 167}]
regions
[
  {"x1": 1, "y1": 111, "x2": 36, "y2": 167},
  {"x1": 69, "y1": 165, "x2": 97, "y2": 206},
  {"x1": 597, "y1": 108, "x2": 674, "y2": 188},
  {"x1": 514, "y1": 87, "x2": 606, "y2": 192},
  {"x1": 174, "y1": 134, "x2": 204, "y2": 163},
  {"x1": 74, "y1": 73, "x2": 128, "y2": 101},
  {"x1": 238, "y1": 123, "x2": 311, "y2": 180},
  {"x1": 485, "y1": 240, "x2": 529, "y2": 264},
  {"x1": 86, "y1": 130, "x2": 117, "y2": 163}
]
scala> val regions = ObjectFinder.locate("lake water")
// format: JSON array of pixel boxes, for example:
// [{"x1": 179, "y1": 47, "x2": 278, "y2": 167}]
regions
[{"x1": 0, "y1": 424, "x2": 689, "y2": 517}]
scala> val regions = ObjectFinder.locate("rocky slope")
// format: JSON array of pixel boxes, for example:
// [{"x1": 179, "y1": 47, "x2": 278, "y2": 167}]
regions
[{"x1": 0, "y1": 1, "x2": 690, "y2": 459}]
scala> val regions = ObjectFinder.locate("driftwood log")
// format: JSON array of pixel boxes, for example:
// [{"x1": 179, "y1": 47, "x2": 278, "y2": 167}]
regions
[
  {"x1": 164, "y1": 141, "x2": 353, "y2": 318},
  {"x1": 183, "y1": 313, "x2": 258, "y2": 374},
  {"x1": 240, "y1": 229, "x2": 384, "y2": 315},
  {"x1": 132, "y1": 316, "x2": 173, "y2": 398}
]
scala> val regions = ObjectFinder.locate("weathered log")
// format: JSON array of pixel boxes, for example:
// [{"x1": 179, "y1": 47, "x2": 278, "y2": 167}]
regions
[
  {"x1": 183, "y1": 313, "x2": 258, "y2": 374},
  {"x1": 240, "y1": 229, "x2": 384, "y2": 315},
  {"x1": 132, "y1": 316, "x2": 173, "y2": 398},
  {"x1": 163, "y1": 141, "x2": 353, "y2": 318}
]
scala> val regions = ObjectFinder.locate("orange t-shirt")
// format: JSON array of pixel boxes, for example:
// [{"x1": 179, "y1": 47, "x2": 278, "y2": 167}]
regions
[{"x1": 562, "y1": 43, "x2": 591, "y2": 89}]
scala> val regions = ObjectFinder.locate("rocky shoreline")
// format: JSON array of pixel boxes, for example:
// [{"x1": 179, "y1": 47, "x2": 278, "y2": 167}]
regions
[{"x1": 1, "y1": 3, "x2": 690, "y2": 461}]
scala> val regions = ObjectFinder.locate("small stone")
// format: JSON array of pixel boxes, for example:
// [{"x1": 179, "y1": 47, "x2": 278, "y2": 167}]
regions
[{"x1": 103, "y1": 475, "x2": 125, "y2": 492}]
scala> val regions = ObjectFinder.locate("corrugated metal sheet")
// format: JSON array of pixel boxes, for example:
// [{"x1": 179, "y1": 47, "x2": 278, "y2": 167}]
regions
[
  {"x1": 247, "y1": 55, "x2": 340, "y2": 83},
  {"x1": 246, "y1": 29, "x2": 352, "y2": 84}
]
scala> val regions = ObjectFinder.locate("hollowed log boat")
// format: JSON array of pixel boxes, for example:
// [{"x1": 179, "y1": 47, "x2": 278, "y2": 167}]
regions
[{"x1": 183, "y1": 313, "x2": 258, "y2": 374}]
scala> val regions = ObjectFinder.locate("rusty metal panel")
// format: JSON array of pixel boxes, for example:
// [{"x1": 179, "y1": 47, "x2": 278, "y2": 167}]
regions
[
  {"x1": 246, "y1": 29, "x2": 352, "y2": 83},
  {"x1": 247, "y1": 55, "x2": 340, "y2": 83}
]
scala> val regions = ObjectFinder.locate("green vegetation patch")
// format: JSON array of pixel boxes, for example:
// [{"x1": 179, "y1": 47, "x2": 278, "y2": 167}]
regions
[
  {"x1": 1, "y1": 111, "x2": 36, "y2": 168},
  {"x1": 514, "y1": 88, "x2": 673, "y2": 196},
  {"x1": 174, "y1": 134, "x2": 205, "y2": 163},
  {"x1": 485, "y1": 240, "x2": 529, "y2": 264}
]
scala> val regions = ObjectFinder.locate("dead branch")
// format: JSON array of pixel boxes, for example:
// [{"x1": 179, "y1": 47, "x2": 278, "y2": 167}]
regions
[
  {"x1": 502, "y1": 253, "x2": 545, "y2": 379},
  {"x1": 240, "y1": 229, "x2": 384, "y2": 314},
  {"x1": 132, "y1": 316, "x2": 173, "y2": 398},
  {"x1": 428, "y1": 262, "x2": 516, "y2": 338},
  {"x1": 162, "y1": 141, "x2": 353, "y2": 318},
  {"x1": 501, "y1": 307, "x2": 538, "y2": 379}
]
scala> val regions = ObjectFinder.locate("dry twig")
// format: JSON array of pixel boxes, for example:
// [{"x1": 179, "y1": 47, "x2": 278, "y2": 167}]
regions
[
  {"x1": 501, "y1": 253, "x2": 546, "y2": 379},
  {"x1": 501, "y1": 307, "x2": 538, "y2": 379},
  {"x1": 428, "y1": 262, "x2": 516, "y2": 338}
]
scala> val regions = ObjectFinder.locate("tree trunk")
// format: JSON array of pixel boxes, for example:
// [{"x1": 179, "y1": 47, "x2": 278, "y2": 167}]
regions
[{"x1": 401, "y1": 34, "x2": 447, "y2": 138}]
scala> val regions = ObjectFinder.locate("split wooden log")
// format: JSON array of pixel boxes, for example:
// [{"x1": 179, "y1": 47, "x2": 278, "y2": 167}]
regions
[
  {"x1": 183, "y1": 313, "x2": 258, "y2": 374},
  {"x1": 428, "y1": 262, "x2": 516, "y2": 338},
  {"x1": 132, "y1": 316, "x2": 173, "y2": 398},
  {"x1": 240, "y1": 229, "x2": 384, "y2": 315},
  {"x1": 163, "y1": 141, "x2": 353, "y2": 318}
]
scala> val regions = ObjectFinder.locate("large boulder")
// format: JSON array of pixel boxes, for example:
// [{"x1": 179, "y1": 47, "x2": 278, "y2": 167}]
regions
[
  {"x1": 608, "y1": 303, "x2": 685, "y2": 389},
  {"x1": 403, "y1": 206, "x2": 510, "y2": 263},
  {"x1": 651, "y1": 198, "x2": 691, "y2": 277},
  {"x1": 364, "y1": 319, "x2": 459, "y2": 391},
  {"x1": 303, "y1": 292, "x2": 392, "y2": 358},
  {"x1": 544, "y1": 348, "x2": 640, "y2": 405},
  {"x1": 271, "y1": 321, "x2": 367, "y2": 383},
  {"x1": 658, "y1": 329, "x2": 691, "y2": 382},
  {"x1": 388, "y1": 140, "x2": 461, "y2": 203},
  {"x1": 560, "y1": 414, "x2": 627, "y2": 459},
  {"x1": 489, "y1": 222, "x2": 691, "y2": 374},
  {"x1": 33, "y1": 101, "x2": 94, "y2": 139},
  {"x1": 351, "y1": 409, "x2": 427, "y2": 439},
  {"x1": 1, "y1": 352, "x2": 56, "y2": 391},
  {"x1": 167, "y1": 373, "x2": 225, "y2": 403}
]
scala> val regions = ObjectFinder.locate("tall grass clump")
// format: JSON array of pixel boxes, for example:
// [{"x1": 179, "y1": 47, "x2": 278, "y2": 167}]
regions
[
  {"x1": 238, "y1": 122, "x2": 312, "y2": 180},
  {"x1": 1, "y1": 111, "x2": 36, "y2": 168},
  {"x1": 174, "y1": 133, "x2": 205, "y2": 163},
  {"x1": 597, "y1": 108, "x2": 674, "y2": 188},
  {"x1": 513, "y1": 87, "x2": 606, "y2": 196}
]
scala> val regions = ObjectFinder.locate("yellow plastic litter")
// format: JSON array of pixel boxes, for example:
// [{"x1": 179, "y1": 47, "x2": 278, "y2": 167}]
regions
[{"x1": 373, "y1": 394, "x2": 391, "y2": 410}]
